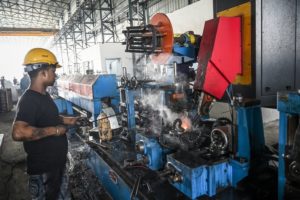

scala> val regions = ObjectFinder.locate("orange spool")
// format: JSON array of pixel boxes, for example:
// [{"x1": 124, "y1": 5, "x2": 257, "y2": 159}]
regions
[{"x1": 150, "y1": 13, "x2": 174, "y2": 64}]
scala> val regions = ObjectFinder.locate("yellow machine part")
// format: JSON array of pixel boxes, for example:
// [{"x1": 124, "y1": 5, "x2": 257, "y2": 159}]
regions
[
  {"x1": 174, "y1": 32, "x2": 196, "y2": 45},
  {"x1": 217, "y1": 2, "x2": 252, "y2": 85},
  {"x1": 98, "y1": 112, "x2": 113, "y2": 142},
  {"x1": 186, "y1": 33, "x2": 196, "y2": 44}
]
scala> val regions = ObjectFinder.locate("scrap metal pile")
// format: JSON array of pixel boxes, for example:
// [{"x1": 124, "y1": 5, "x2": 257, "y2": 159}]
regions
[{"x1": 67, "y1": 133, "x2": 112, "y2": 200}]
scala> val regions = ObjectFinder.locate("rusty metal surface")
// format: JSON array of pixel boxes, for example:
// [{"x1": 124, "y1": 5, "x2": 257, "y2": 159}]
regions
[{"x1": 150, "y1": 13, "x2": 174, "y2": 64}]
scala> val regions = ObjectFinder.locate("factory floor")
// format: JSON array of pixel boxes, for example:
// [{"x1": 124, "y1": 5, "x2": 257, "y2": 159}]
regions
[
  {"x1": 0, "y1": 108, "x2": 111, "y2": 200},
  {"x1": 0, "y1": 107, "x2": 279, "y2": 200}
]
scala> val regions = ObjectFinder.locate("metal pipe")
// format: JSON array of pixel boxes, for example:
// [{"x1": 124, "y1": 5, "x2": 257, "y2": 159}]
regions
[
  {"x1": 130, "y1": 175, "x2": 142, "y2": 200},
  {"x1": 72, "y1": 106, "x2": 88, "y2": 117},
  {"x1": 122, "y1": 67, "x2": 127, "y2": 77},
  {"x1": 174, "y1": 62, "x2": 177, "y2": 79},
  {"x1": 96, "y1": 112, "x2": 123, "y2": 121}
]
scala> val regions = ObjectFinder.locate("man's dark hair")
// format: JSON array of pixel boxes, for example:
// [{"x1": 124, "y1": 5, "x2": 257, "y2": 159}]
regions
[{"x1": 28, "y1": 66, "x2": 51, "y2": 80}]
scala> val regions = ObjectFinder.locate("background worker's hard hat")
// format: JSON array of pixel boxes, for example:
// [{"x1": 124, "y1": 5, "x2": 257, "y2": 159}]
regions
[{"x1": 23, "y1": 48, "x2": 61, "y2": 68}]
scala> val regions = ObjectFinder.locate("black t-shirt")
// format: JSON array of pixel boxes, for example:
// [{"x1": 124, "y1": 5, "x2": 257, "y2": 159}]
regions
[{"x1": 15, "y1": 89, "x2": 68, "y2": 175}]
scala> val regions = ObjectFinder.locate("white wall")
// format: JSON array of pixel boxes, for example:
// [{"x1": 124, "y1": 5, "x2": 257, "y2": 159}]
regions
[
  {"x1": 261, "y1": 108, "x2": 279, "y2": 123},
  {"x1": 167, "y1": 0, "x2": 214, "y2": 34},
  {"x1": 99, "y1": 43, "x2": 133, "y2": 76},
  {"x1": 112, "y1": 0, "x2": 214, "y2": 78},
  {"x1": 80, "y1": 44, "x2": 102, "y2": 72},
  {"x1": 116, "y1": 0, "x2": 214, "y2": 47},
  {"x1": 79, "y1": 43, "x2": 133, "y2": 76}
]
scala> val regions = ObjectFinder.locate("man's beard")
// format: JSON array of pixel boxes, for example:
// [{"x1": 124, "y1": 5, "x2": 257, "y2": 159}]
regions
[{"x1": 44, "y1": 79, "x2": 55, "y2": 87}]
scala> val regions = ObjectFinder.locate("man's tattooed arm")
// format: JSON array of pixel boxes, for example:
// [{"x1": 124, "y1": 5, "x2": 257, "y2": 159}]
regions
[{"x1": 12, "y1": 121, "x2": 67, "y2": 141}]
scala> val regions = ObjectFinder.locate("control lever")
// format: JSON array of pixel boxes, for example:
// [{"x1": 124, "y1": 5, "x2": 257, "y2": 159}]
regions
[
  {"x1": 130, "y1": 175, "x2": 142, "y2": 200},
  {"x1": 88, "y1": 112, "x2": 123, "y2": 124},
  {"x1": 75, "y1": 117, "x2": 90, "y2": 126},
  {"x1": 144, "y1": 182, "x2": 153, "y2": 193}
]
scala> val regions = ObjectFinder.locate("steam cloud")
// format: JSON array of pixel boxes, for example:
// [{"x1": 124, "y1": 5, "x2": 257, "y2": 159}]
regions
[
  {"x1": 140, "y1": 91, "x2": 180, "y2": 125},
  {"x1": 134, "y1": 61, "x2": 175, "y2": 84}
]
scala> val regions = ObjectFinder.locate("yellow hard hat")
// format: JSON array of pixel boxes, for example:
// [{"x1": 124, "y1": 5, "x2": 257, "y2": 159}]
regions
[{"x1": 23, "y1": 48, "x2": 62, "y2": 68}]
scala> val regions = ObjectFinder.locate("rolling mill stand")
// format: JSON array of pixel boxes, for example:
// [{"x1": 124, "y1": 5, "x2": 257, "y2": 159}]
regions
[{"x1": 277, "y1": 91, "x2": 300, "y2": 200}]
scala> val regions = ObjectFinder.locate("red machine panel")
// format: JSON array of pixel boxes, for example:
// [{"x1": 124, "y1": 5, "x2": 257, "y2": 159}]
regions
[
  {"x1": 194, "y1": 17, "x2": 241, "y2": 99},
  {"x1": 69, "y1": 75, "x2": 84, "y2": 94},
  {"x1": 80, "y1": 75, "x2": 98, "y2": 99},
  {"x1": 57, "y1": 74, "x2": 99, "y2": 100}
]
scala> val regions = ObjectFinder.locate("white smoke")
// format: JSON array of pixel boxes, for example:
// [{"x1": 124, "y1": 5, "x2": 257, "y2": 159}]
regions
[
  {"x1": 134, "y1": 61, "x2": 175, "y2": 84},
  {"x1": 140, "y1": 91, "x2": 180, "y2": 125}
]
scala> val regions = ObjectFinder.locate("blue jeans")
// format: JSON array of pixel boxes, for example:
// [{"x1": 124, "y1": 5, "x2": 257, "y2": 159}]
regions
[{"x1": 28, "y1": 167, "x2": 70, "y2": 200}]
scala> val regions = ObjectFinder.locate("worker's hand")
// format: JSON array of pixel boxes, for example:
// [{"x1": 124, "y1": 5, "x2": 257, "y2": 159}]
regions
[
  {"x1": 59, "y1": 116, "x2": 81, "y2": 126},
  {"x1": 75, "y1": 117, "x2": 89, "y2": 126},
  {"x1": 55, "y1": 125, "x2": 68, "y2": 136}
]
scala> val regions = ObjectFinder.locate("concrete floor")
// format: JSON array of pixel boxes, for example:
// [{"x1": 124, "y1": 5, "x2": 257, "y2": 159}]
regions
[
  {"x1": 0, "y1": 107, "x2": 279, "y2": 200},
  {"x1": 0, "y1": 108, "x2": 30, "y2": 200}
]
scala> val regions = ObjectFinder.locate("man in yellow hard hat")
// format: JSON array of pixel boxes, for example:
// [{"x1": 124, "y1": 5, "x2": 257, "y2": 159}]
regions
[{"x1": 12, "y1": 48, "x2": 78, "y2": 200}]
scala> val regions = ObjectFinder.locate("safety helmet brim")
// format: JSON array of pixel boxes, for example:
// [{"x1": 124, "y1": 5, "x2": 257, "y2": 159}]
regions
[
  {"x1": 24, "y1": 63, "x2": 62, "y2": 72},
  {"x1": 23, "y1": 48, "x2": 61, "y2": 67}
]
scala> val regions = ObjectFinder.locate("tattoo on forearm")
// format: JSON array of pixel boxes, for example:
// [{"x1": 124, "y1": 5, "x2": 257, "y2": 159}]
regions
[{"x1": 32, "y1": 128, "x2": 48, "y2": 139}]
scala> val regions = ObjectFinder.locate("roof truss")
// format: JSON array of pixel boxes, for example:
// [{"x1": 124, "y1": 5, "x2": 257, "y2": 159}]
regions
[{"x1": 0, "y1": 0, "x2": 70, "y2": 29}]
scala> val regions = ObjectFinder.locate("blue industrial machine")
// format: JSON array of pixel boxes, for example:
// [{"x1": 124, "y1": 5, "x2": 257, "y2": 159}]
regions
[
  {"x1": 166, "y1": 154, "x2": 233, "y2": 199},
  {"x1": 135, "y1": 97, "x2": 263, "y2": 199},
  {"x1": 60, "y1": 14, "x2": 264, "y2": 199},
  {"x1": 173, "y1": 31, "x2": 200, "y2": 60},
  {"x1": 119, "y1": 12, "x2": 272, "y2": 200},
  {"x1": 76, "y1": 79, "x2": 189, "y2": 200},
  {"x1": 162, "y1": 99, "x2": 264, "y2": 199},
  {"x1": 277, "y1": 91, "x2": 300, "y2": 200},
  {"x1": 56, "y1": 74, "x2": 120, "y2": 122},
  {"x1": 115, "y1": 68, "x2": 264, "y2": 199},
  {"x1": 135, "y1": 133, "x2": 165, "y2": 170},
  {"x1": 119, "y1": 79, "x2": 176, "y2": 171},
  {"x1": 54, "y1": 11, "x2": 274, "y2": 200}
]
